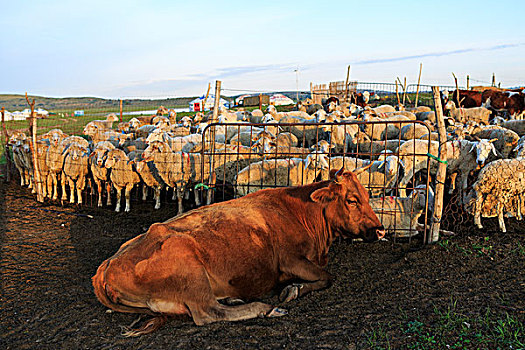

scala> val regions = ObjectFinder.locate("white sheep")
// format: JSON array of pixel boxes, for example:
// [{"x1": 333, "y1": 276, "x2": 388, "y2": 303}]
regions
[
  {"x1": 369, "y1": 185, "x2": 434, "y2": 237},
  {"x1": 464, "y1": 158, "x2": 525, "y2": 232},
  {"x1": 470, "y1": 126, "x2": 519, "y2": 158},
  {"x1": 235, "y1": 152, "x2": 329, "y2": 196},
  {"x1": 131, "y1": 155, "x2": 165, "y2": 210},
  {"x1": 397, "y1": 138, "x2": 499, "y2": 197},
  {"x1": 142, "y1": 141, "x2": 190, "y2": 214},
  {"x1": 62, "y1": 141, "x2": 90, "y2": 205},
  {"x1": 89, "y1": 141, "x2": 115, "y2": 207},
  {"x1": 500, "y1": 120, "x2": 525, "y2": 136},
  {"x1": 444, "y1": 100, "x2": 491, "y2": 125},
  {"x1": 104, "y1": 149, "x2": 141, "y2": 212}
]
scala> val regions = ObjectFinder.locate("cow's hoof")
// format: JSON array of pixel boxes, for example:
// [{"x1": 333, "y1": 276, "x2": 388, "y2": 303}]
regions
[
  {"x1": 222, "y1": 297, "x2": 245, "y2": 306},
  {"x1": 266, "y1": 307, "x2": 287, "y2": 318},
  {"x1": 279, "y1": 284, "x2": 302, "y2": 303}
]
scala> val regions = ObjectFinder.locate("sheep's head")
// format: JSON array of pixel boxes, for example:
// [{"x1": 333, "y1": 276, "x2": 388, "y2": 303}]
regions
[
  {"x1": 378, "y1": 155, "x2": 401, "y2": 178},
  {"x1": 311, "y1": 140, "x2": 333, "y2": 154},
  {"x1": 410, "y1": 184, "x2": 434, "y2": 212},
  {"x1": 8, "y1": 132, "x2": 27, "y2": 145},
  {"x1": 128, "y1": 118, "x2": 142, "y2": 130},
  {"x1": 67, "y1": 143, "x2": 88, "y2": 161},
  {"x1": 362, "y1": 91, "x2": 371, "y2": 104},
  {"x1": 470, "y1": 138, "x2": 499, "y2": 166},
  {"x1": 180, "y1": 116, "x2": 192, "y2": 128},
  {"x1": 251, "y1": 131, "x2": 276, "y2": 154},
  {"x1": 105, "y1": 113, "x2": 119, "y2": 122},
  {"x1": 142, "y1": 140, "x2": 170, "y2": 161},
  {"x1": 314, "y1": 109, "x2": 327, "y2": 122},
  {"x1": 262, "y1": 114, "x2": 275, "y2": 123},
  {"x1": 83, "y1": 122, "x2": 100, "y2": 136},
  {"x1": 105, "y1": 149, "x2": 127, "y2": 169},
  {"x1": 304, "y1": 151, "x2": 329, "y2": 170},
  {"x1": 444, "y1": 100, "x2": 455, "y2": 111},
  {"x1": 145, "y1": 129, "x2": 165, "y2": 144},
  {"x1": 265, "y1": 105, "x2": 277, "y2": 114}
]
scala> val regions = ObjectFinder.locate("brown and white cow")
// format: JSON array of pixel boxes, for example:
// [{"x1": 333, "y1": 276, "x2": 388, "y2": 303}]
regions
[{"x1": 92, "y1": 168, "x2": 384, "y2": 336}]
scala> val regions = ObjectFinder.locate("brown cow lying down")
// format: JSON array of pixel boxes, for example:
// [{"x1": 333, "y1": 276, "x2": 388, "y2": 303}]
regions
[{"x1": 92, "y1": 168, "x2": 385, "y2": 336}]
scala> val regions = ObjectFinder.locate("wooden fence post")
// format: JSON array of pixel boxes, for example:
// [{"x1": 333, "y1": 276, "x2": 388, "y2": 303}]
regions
[
  {"x1": 202, "y1": 82, "x2": 211, "y2": 113},
  {"x1": 1, "y1": 107, "x2": 11, "y2": 182},
  {"x1": 466, "y1": 75, "x2": 470, "y2": 90},
  {"x1": 452, "y1": 72, "x2": 460, "y2": 107},
  {"x1": 395, "y1": 81, "x2": 400, "y2": 106},
  {"x1": 25, "y1": 93, "x2": 44, "y2": 202},
  {"x1": 258, "y1": 94, "x2": 262, "y2": 111},
  {"x1": 344, "y1": 65, "x2": 351, "y2": 102},
  {"x1": 119, "y1": 100, "x2": 123, "y2": 122},
  {"x1": 428, "y1": 86, "x2": 447, "y2": 243},
  {"x1": 415, "y1": 63, "x2": 422, "y2": 107},
  {"x1": 211, "y1": 80, "x2": 221, "y2": 123},
  {"x1": 402, "y1": 77, "x2": 407, "y2": 106}
]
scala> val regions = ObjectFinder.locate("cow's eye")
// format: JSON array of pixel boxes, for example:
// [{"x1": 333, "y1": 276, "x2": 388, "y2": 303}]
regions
[{"x1": 346, "y1": 199, "x2": 358, "y2": 206}]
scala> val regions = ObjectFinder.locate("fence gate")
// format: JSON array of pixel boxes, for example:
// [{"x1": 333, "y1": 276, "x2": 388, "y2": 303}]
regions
[{"x1": 200, "y1": 120, "x2": 433, "y2": 242}]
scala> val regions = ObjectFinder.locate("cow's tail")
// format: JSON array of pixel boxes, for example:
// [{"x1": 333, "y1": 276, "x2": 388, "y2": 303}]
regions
[{"x1": 92, "y1": 259, "x2": 152, "y2": 315}]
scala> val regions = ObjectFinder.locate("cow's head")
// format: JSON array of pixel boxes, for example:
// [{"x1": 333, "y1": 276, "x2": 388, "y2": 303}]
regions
[{"x1": 310, "y1": 167, "x2": 385, "y2": 242}]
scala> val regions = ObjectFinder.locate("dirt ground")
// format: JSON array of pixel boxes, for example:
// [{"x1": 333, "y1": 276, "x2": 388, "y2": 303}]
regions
[{"x1": 1, "y1": 181, "x2": 524, "y2": 349}]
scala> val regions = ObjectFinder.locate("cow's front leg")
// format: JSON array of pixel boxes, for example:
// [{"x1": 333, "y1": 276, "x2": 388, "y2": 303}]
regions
[{"x1": 279, "y1": 258, "x2": 332, "y2": 303}]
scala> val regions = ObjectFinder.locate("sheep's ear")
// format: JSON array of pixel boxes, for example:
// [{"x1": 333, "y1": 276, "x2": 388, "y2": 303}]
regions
[
  {"x1": 493, "y1": 146, "x2": 501, "y2": 157},
  {"x1": 469, "y1": 143, "x2": 477, "y2": 153},
  {"x1": 304, "y1": 156, "x2": 311, "y2": 170}
]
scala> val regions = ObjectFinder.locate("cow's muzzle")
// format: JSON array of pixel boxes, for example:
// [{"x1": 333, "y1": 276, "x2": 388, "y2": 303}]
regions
[{"x1": 363, "y1": 225, "x2": 385, "y2": 242}]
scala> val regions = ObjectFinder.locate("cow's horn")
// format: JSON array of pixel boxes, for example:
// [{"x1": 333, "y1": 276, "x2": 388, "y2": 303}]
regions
[
  {"x1": 353, "y1": 162, "x2": 374, "y2": 175},
  {"x1": 334, "y1": 166, "x2": 345, "y2": 182}
]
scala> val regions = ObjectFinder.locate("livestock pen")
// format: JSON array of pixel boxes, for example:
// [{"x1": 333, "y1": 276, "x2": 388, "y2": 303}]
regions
[{"x1": 1, "y1": 83, "x2": 525, "y2": 349}]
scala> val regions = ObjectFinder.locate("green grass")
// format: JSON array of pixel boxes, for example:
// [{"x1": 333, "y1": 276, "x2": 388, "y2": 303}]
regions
[
  {"x1": 365, "y1": 299, "x2": 525, "y2": 349},
  {"x1": 439, "y1": 236, "x2": 495, "y2": 259}
]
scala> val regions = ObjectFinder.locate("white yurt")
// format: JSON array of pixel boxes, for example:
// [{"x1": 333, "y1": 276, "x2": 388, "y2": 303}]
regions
[
  {"x1": 189, "y1": 95, "x2": 230, "y2": 112},
  {"x1": 270, "y1": 94, "x2": 294, "y2": 106}
]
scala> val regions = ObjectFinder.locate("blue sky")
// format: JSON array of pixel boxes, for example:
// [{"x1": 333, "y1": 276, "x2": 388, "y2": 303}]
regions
[{"x1": 1, "y1": 0, "x2": 524, "y2": 98}]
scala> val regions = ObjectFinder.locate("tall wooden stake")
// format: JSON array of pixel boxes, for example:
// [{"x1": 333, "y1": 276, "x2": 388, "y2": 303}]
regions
[
  {"x1": 1, "y1": 107, "x2": 11, "y2": 182},
  {"x1": 395, "y1": 81, "x2": 400, "y2": 106},
  {"x1": 310, "y1": 82, "x2": 313, "y2": 100},
  {"x1": 211, "y1": 80, "x2": 221, "y2": 123},
  {"x1": 202, "y1": 82, "x2": 211, "y2": 112},
  {"x1": 25, "y1": 93, "x2": 44, "y2": 202},
  {"x1": 492, "y1": 73, "x2": 496, "y2": 87},
  {"x1": 258, "y1": 94, "x2": 262, "y2": 110},
  {"x1": 344, "y1": 65, "x2": 351, "y2": 102},
  {"x1": 402, "y1": 77, "x2": 407, "y2": 106},
  {"x1": 466, "y1": 75, "x2": 470, "y2": 90},
  {"x1": 119, "y1": 100, "x2": 123, "y2": 122},
  {"x1": 415, "y1": 63, "x2": 422, "y2": 107},
  {"x1": 452, "y1": 72, "x2": 460, "y2": 107},
  {"x1": 429, "y1": 86, "x2": 448, "y2": 243}
]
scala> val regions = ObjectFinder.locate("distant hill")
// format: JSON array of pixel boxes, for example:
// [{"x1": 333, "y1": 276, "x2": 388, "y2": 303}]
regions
[
  {"x1": 0, "y1": 92, "x2": 312, "y2": 112},
  {"x1": 0, "y1": 94, "x2": 203, "y2": 112}
]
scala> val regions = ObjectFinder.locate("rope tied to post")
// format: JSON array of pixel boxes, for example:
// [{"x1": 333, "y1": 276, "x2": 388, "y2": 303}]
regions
[
  {"x1": 194, "y1": 183, "x2": 215, "y2": 191},
  {"x1": 427, "y1": 153, "x2": 448, "y2": 165}
]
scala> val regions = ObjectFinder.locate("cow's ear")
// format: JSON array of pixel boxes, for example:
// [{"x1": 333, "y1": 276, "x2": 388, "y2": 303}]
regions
[{"x1": 311, "y1": 185, "x2": 340, "y2": 203}]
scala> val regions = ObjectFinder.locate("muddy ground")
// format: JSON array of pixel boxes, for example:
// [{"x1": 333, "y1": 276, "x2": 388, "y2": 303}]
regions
[{"x1": 1, "y1": 181, "x2": 524, "y2": 349}]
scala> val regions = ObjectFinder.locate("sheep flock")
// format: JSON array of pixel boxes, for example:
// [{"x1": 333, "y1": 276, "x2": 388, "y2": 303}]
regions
[{"x1": 5, "y1": 91, "x2": 525, "y2": 238}]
